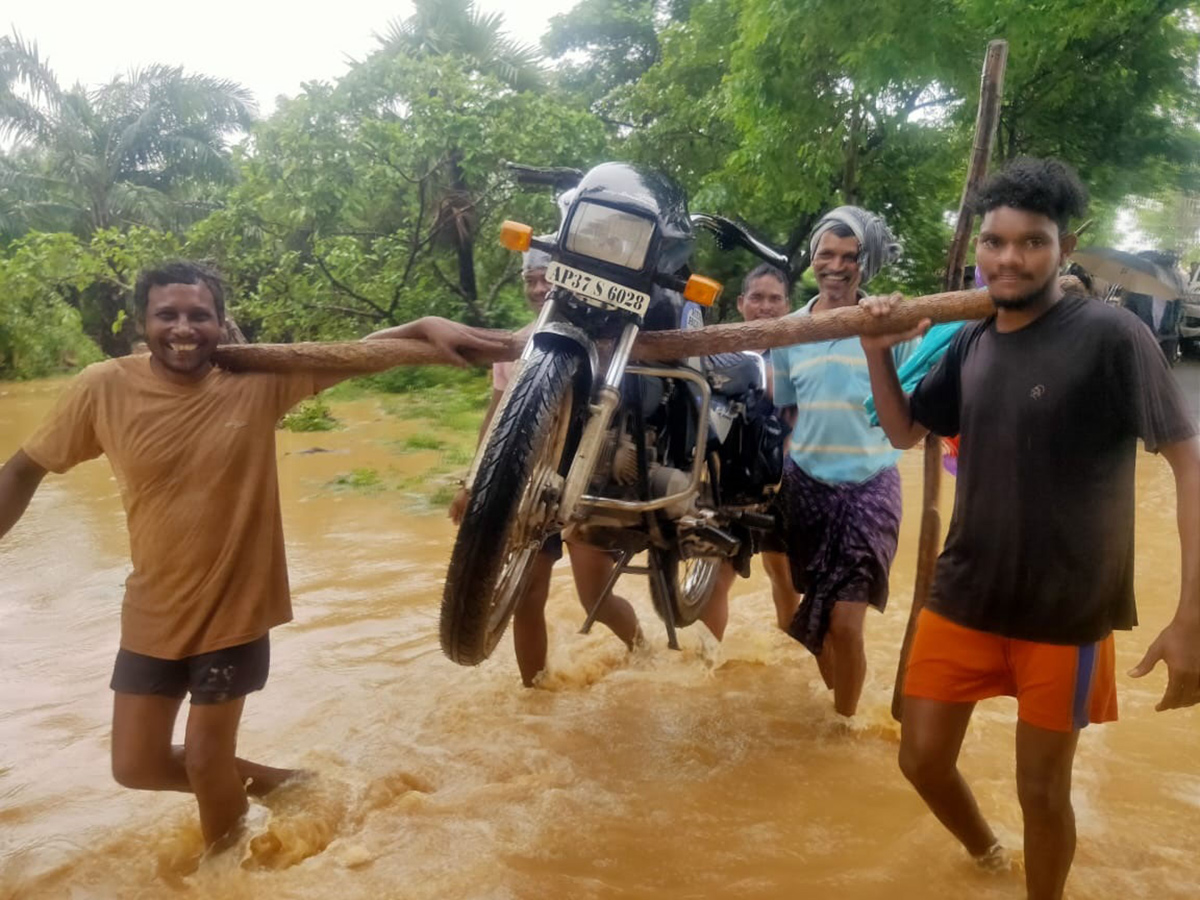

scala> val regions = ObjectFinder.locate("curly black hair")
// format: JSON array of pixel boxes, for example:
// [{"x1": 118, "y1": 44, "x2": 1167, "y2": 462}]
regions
[
  {"x1": 967, "y1": 157, "x2": 1089, "y2": 233},
  {"x1": 134, "y1": 260, "x2": 227, "y2": 321}
]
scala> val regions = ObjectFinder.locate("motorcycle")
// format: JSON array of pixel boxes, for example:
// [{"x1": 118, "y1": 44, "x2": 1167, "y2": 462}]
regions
[{"x1": 441, "y1": 161, "x2": 790, "y2": 665}]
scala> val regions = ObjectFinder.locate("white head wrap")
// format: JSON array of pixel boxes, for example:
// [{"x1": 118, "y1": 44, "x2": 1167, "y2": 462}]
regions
[
  {"x1": 808, "y1": 206, "x2": 901, "y2": 284},
  {"x1": 522, "y1": 235, "x2": 555, "y2": 272}
]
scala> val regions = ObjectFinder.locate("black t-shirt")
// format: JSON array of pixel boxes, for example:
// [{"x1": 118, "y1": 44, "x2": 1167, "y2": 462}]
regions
[{"x1": 910, "y1": 294, "x2": 1198, "y2": 644}]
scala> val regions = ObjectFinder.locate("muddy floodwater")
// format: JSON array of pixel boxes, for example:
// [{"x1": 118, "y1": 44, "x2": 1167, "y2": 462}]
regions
[{"x1": 1, "y1": 372, "x2": 1198, "y2": 900}]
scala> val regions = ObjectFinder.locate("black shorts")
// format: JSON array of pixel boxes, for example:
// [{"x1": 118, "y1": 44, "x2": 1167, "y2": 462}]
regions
[{"x1": 110, "y1": 635, "x2": 271, "y2": 705}]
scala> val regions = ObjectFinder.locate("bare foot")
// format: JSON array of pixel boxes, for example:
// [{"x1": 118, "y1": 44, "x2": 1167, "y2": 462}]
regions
[
  {"x1": 629, "y1": 624, "x2": 647, "y2": 653},
  {"x1": 206, "y1": 820, "x2": 247, "y2": 857},
  {"x1": 245, "y1": 766, "x2": 312, "y2": 797},
  {"x1": 972, "y1": 842, "x2": 1012, "y2": 873}
]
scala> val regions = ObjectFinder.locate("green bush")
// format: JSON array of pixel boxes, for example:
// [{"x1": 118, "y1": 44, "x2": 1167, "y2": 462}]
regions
[
  {"x1": 279, "y1": 398, "x2": 339, "y2": 432},
  {"x1": 429, "y1": 483, "x2": 460, "y2": 507},
  {"x1": 354, "y1": 365, "x2": 488, "y2": 394},
  {"x1": 396, "y1": 433, "x2": 447, "y2": 452},
  {"x1": 328, "y1": 467, "x2": 383, "y2": 490},
  {"x1": 0, "y1": 233, "x2": 105, "y2": 379}
]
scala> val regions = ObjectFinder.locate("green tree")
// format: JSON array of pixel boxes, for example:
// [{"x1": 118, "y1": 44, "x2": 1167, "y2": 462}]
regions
[
  {"x1": 365, "y1": 2, "x2": 553, "y2": 326},
  {"x1": 190, "y1": 53, "x2": 606, "y2": 341},
  {"x1": 543, "y1": 0, "x2": 666, "y2": 108},
  {"x1": 0, "y1": 33, "x2": 254, "y2": 352},
  {"x1": 952, "y1": 1, "x2": 1200, "y2": 202},
  {"x1": 6, "y1": 0, "x2": 1199, "y2": 368},
  {"x1": 0, "y1": 232, "x2": 104, "y2": 378},
  {"x1": 597, "y1": 0, "x2": 1200, "y2": 297},
  {"x1": 0, "y1": 32, "x2": 255, "y2": 237},
  {"x1": 602, "y1": 0, "x2": 962, "y2": 295}
]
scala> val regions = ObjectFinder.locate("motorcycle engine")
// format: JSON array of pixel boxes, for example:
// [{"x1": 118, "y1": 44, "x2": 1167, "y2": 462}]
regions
[{"x1": 604, "y1": 429, "x2": 694, "y2": 519}]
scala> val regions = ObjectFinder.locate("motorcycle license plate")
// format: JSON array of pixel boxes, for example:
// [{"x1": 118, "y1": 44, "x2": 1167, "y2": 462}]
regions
[{"x1": 546, "y1": 261, "x2": 650, "y2": 317}]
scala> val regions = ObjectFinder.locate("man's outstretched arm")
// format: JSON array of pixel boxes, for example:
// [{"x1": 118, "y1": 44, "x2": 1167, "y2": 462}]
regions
[
  {"x1": 0, "y1": 450, "x2": 49, "y2": 541},
  {"x1": 1130, "y1": 434, "x2": 1200, "y2": 711}
]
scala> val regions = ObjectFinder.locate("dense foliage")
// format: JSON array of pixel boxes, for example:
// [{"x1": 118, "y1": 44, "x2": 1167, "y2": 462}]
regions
[{"x1": 2, "y1": 0, "x2": 1198, "y2": 378}]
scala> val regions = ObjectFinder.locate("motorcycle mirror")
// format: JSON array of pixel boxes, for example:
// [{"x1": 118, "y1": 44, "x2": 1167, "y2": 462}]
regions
[
  {"x1": 683, "y1": 274, "x2": 723, "y2": 307},
  {"x1": 500, "y1": 220, "x2": 533, "y2": 253}
]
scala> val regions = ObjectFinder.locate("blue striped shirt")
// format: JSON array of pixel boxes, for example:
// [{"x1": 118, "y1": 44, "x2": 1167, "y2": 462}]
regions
[{"x1": 772, "y1": 299, "x2": 916, "y2": 484}]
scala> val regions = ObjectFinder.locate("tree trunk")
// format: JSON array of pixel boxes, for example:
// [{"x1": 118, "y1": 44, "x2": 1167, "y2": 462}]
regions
[
  {"x1": 842, "y1": 103, "x2": 861, "y2": 205},
  {"x1": 448, "y1": 150, "x2": 482, "y2": 324},
  {"x1": 78, "y1": 282, "x2": 134, "y2": 357}
]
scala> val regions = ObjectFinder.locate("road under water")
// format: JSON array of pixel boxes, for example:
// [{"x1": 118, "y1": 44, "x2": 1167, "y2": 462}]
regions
[{"x1": 1, "y1": 372, "x2": 1197, "y2": 900}]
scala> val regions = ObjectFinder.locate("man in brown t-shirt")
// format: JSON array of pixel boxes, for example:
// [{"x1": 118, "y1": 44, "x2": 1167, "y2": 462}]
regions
[{"x1": 0, "y1": 260, "x2": 505, "y2": 851}]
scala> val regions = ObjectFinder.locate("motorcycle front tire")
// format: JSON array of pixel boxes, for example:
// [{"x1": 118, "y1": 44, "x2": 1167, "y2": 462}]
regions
[{"x1": 441, "y1": 346, "x2": 583, "y2": 666}]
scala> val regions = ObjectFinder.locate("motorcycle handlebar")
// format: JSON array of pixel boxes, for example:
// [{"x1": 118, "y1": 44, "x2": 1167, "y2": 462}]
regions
[{"x1": 691, "y1": 214, "x2": 791, "y2": 270}]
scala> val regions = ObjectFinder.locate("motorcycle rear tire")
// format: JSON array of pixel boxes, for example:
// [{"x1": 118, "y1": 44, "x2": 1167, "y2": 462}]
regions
[
  {"x1": 441, "y1": 346, "x2": 582, "y2": 665},
  {"x1": 649, "y1": 548, "x2": 722, "y2": 627}
]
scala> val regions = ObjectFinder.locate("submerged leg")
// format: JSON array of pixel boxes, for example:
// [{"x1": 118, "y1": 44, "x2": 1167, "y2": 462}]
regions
[
  {"x1": 898, "y1": 696, "x2": 998, "y2": 858},
  {"x1": 569, "y1": 542, "x2": 641, "y2": 649}
]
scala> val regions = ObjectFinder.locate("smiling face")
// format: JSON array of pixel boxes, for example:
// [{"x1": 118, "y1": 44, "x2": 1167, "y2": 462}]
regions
[
  {"x1": 975, "y1": 206, "x2": 1075, "y2": 310},
  {"x1": 142, "y1": 282, "x2": 225, "y2": 382},
  {"x1": 812, "y1": 231, "x2": 862, "y2": 307}
]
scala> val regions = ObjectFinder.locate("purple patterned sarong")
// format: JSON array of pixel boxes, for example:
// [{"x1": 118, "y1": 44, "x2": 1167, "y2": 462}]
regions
[{"x1": 776, "y1": 459, "x2": 902, "y2": 655}]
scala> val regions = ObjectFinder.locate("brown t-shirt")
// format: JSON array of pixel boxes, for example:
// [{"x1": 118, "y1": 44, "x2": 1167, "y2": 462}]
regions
[{"x1": 22, "y1": 356, "x2": 316, "y2": 659}]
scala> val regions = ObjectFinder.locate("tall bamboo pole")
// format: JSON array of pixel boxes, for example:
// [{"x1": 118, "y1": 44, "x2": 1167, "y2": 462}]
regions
[{"x1": 890, "y1": 40, "x2": 1009, "y2": 722}]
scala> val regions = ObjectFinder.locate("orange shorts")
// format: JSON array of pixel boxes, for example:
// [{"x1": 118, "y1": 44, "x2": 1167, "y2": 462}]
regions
[{"x1": 904, "y1": 609, "x2": 1118, "y2": 733}]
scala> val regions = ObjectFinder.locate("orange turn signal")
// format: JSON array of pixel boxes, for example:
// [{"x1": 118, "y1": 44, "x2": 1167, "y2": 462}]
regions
[
  {"x1": 500, "y1": 220, "x2": 533, "y2": 252},
  {"x1": 683, "y1": 274, "x2": 722, "y2": 307}
]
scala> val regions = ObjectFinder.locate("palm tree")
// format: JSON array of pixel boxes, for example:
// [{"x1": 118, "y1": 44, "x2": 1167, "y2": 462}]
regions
[
  {"x1": 0, "y1": 32, "x2": 256, "y2": 236},
  {"x1": 375, "y1": 0, "x2": 544, "y2": 92}
]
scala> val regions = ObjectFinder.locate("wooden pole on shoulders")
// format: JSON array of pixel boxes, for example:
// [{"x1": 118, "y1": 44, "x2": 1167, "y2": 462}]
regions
[
  {"x1": 890, "y1": 39, "x2": 1009, "y2": 723},
  {"x1": 211, "y1": 283, "x2": 1030, "y2": 373}
]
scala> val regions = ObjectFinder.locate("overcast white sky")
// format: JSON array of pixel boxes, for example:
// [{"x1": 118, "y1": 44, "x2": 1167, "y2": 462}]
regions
[{"x1": 6, "y1": 1, "x2": 580, "y2": 113}]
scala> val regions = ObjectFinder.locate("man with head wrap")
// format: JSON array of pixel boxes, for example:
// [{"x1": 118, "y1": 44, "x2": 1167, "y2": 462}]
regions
[
  {"x1": 770, "y1": 205, "x2": 913, "y2": 717},
  {"x1": 449, "y1": 243, "x2": 643, "y2": 687}
]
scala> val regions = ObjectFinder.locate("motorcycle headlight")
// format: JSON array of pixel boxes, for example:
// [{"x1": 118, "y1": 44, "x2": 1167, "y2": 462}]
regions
[{"x1": 564, "y1": 203, "x2": 655, "y2": 270}]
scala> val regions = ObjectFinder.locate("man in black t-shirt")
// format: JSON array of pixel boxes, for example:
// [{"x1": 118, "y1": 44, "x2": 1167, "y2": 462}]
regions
[{"x1": 860, "y1": 158, "x2": 1200, "y2": 900}]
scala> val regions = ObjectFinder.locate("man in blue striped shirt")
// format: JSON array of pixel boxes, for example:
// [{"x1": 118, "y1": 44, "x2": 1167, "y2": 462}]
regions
[{"x1": 771, "y1": 206, "x2": 914, "y2": 717}]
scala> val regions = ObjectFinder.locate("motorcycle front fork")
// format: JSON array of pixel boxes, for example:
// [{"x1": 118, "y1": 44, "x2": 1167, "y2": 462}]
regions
[
  {"x1": 556, "y1": 322, "x2": 640, "y2": 522},
  {"x1": 566, "y1": 322, "x2": 689, "y2": 650}
]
